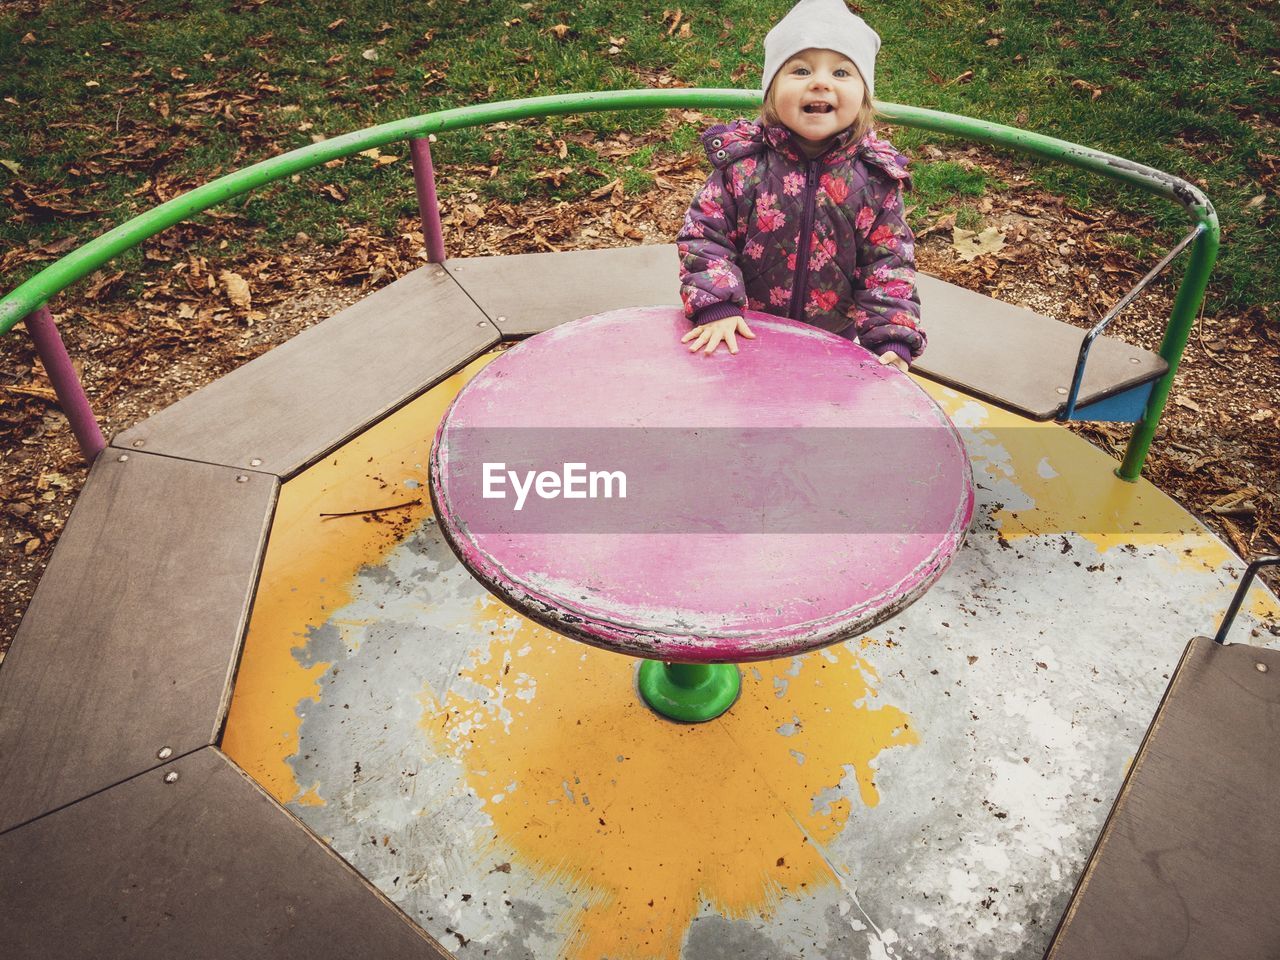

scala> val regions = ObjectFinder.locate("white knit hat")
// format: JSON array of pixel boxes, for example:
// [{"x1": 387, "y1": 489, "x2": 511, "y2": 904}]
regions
[{"x1": 762, "y1": 0, "x2": 881, "y2": 97}]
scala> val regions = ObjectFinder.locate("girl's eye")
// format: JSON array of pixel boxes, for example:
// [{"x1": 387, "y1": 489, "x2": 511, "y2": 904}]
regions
[
  {"x1": 793, "y1": 67, "x2": 809, "y2": 75},
  {"x1": 834, "y1": 69, "x2": 849, "y2": 77}
]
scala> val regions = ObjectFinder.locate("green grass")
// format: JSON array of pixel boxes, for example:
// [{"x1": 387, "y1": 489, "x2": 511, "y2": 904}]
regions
[{"x1": 1, "y1": 0, "x2": 1275, "y2": 318}]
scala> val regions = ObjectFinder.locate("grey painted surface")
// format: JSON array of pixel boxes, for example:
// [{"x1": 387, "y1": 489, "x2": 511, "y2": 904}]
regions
[
  {"x1": 0, "y1": 450, "x2": 275, "y2": 834},
  {"x1": 260, "y1": 417, "x2": 1278, "y2": 959}
]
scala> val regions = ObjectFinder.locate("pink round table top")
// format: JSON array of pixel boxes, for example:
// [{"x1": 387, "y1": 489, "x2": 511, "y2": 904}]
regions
[{"x1": 430, "y1": 306, "x2": 974, "y2": 663}]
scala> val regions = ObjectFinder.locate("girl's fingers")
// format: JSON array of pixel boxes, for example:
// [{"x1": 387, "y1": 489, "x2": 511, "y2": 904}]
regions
[
  {"x1": 726, "y1": 329, "x2": 738, "y2": 354},
  {"x1": 737, "y1": 318, "x2": 755, "y2": 338},
  {"x1": 878, "y1": 352, "x2": 909, "y2": 372},
  {"x1": 703, "y1": 331, "x2": 724, "y2": 354},
  {"x1": 681, "y1": 327, "x2": 701, "y2": 343}
]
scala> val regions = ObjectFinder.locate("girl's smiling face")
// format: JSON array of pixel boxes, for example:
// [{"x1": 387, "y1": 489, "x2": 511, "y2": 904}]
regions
[{"x1": 769, "y1": 48, "x2": 867, "y2": 155}]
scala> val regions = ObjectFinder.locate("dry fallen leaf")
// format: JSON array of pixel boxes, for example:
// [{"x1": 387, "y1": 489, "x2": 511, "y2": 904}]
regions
[
  {"x1": 917, "y1": 211, "x2": 956, "y2": 239},
  {"x1": 549, "y1": 24, "x2": 571, "y2": 40},
  {"x1": 220, "y1": 270, "x2": 252, "y2": 309},
  {"x1": 951, "y1": 226, "x2": 1005, "y2": 262},
  {"x1": 361, "y1": 48, "x2": 378, "y2": 61},
  {"x1": 1173, "y1": 395, "x2": 1202, "y2": 413}
]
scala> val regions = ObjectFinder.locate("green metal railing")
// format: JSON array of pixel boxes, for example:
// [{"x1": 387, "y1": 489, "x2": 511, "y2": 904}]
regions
[{"x1": 0, "y1": 88, "x2": 1218, "y2": 479}]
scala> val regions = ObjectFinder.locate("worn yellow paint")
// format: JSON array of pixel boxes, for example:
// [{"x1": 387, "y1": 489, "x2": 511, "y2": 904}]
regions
[
  {"x1": 221, "y1": 352, "x2": 499, "y2": 803},
  {"x1": 1250, "y1": 591, "x2": 1280, "y2": 624},
  {"x1": 916, "y1": 382, "x2": 1233, "y2": 567},
  {"x1": 421, "y1": 597, "x2": 917, "y2": 959},
  {"x1": 296, "y1": 783, "x2": 326, "y2": 807}
]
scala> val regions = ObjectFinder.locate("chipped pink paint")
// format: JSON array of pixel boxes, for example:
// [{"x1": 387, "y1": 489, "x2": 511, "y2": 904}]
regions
[{"x1": 430, "y1": 307, "x2": 974, "y2": 662}]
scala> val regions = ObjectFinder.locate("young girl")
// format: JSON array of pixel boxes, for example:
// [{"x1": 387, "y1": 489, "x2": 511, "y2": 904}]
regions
[{"x1": 678, "y1": 0, "x2": 924, "y2": 370}]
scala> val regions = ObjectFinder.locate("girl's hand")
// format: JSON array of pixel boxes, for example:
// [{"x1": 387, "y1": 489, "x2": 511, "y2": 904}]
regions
[
  {"x1": 681, "y1": 316, "x2": 756, "y2": 355},
  {"x1": 878, "y1": 351, "x2": 910, "y2": 373}
]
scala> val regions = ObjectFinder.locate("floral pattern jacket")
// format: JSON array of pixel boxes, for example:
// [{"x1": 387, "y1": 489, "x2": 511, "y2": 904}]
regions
[{"x1": 677, "y1": 119, "x2": 925, "y2": 361}]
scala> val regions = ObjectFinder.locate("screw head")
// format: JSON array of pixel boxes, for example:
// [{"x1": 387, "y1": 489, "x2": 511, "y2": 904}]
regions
[
  {"x1": 132, "y1": 439, "x2": 145, "y2": 447},
  {"x1": 157, "y1": 746, "x2": 173, "y2": 759},
  {"x1": 236, "y1": 475, "x2": 249, "y2": 483},
  {"x1": 1257, "y1": 662, "x2": 1270, "y2": 674},
  {"x1": 249, "y1": 458, "x2": 262, "y2": 467},
  {"x1": 163, "y1": 771, "x2": 179, "y2": 784},
  {"x1": 1129, "y1": 357, "x2": 1141, "y2": 364},
  {"x1": 1056, "y1": 387, "x2": 1068, "y2": 396},
  {"x1": 117, "y1": 454, "x2": 129, "y2": 462},
  {"x1": 476, "y1": 320, "x2": 488, "y2": 327}
]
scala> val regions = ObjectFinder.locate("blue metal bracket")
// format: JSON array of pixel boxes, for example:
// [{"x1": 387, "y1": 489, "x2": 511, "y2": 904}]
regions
[
  {"x1": 1058, "y1": 224, "x2": 1205, "y2": 423},
  {"x1": 1066, "y1": 381, "x2": 1157, "y2": 423}
]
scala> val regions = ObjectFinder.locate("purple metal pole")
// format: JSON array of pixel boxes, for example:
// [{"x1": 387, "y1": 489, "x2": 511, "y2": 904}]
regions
[
  {"x1": 23, "y1": 305, "x2": 106, "y2": 463},
  {"x1": 409, "y1": 135, "x2": 447, "y2": 263}
]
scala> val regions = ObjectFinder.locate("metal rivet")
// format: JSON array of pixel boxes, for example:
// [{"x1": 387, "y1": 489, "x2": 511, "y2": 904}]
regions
[
  {"x1": 1257, "y1": 662, "x2": 1270, "y2": 674},
  {"x1": 236, "y1": 475, "x2": 249, "y2": 483},
  {"x1": 132, "y1": 439, "x2": 145, "y2": 447},
  {"x1": 163, "y1": 771, "x2": 179, "y2": 784},
  {"x1": 1129, "y1": 357, "x2": 1141, "y2": 364},
  {"x1": 157, "y1": 746, "x2": 173, "y2": 759},
  {"x1": 249, "y1": 458, "x2": 262, "y2": 467},
  {"x1": 477, "y1": 320, "x2": 488, "y2": 327},
  {"x1": 1056, "y1": 387, "x2": 1068, "y2": 395},
  {"x1": 496, "y1": 316, "x2": 507, "y2": 323},
  {"x1": 117, "y1": 454, "x2": 129, "y2": 462}
]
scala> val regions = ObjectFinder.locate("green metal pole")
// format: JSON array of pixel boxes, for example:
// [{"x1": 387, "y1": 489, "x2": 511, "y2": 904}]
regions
[
  {"x1": 0, "y1": 90, "x2": 1218, "y2": 479},
  {"x1": 1118, "y1": 224, "x2": 1220, "y2": 480},
  {"x1": 0, "y1": 89, "x2": 761, "y2": 337},
  {"x1": 637, "y1": 660, "x2": 741, "y2": 723}
]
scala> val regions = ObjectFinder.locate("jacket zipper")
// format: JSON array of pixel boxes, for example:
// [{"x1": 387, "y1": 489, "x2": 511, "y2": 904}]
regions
[{"x1": 786, "y1": 160, "x2": 820, "y2": 322}]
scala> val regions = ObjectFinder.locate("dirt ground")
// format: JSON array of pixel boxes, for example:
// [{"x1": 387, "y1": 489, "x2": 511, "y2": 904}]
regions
[{"x1": 2, "y1": 112, "x2": 1277, "y2": 660}]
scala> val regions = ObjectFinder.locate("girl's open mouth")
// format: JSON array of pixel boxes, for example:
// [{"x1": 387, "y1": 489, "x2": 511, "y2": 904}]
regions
[{"x1": 803, "y1": 103, "x2": 834, "y2": 114}]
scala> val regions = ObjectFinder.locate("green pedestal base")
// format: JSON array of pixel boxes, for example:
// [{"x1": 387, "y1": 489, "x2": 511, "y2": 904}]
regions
[{"x1": 637, "y1": 660, "x2": 741, "y2": 723}]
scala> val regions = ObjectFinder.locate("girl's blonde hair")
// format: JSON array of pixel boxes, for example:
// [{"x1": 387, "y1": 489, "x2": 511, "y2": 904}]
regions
[{"x1": 760, "y1": 70, "x2": 880, "y2": 146}]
